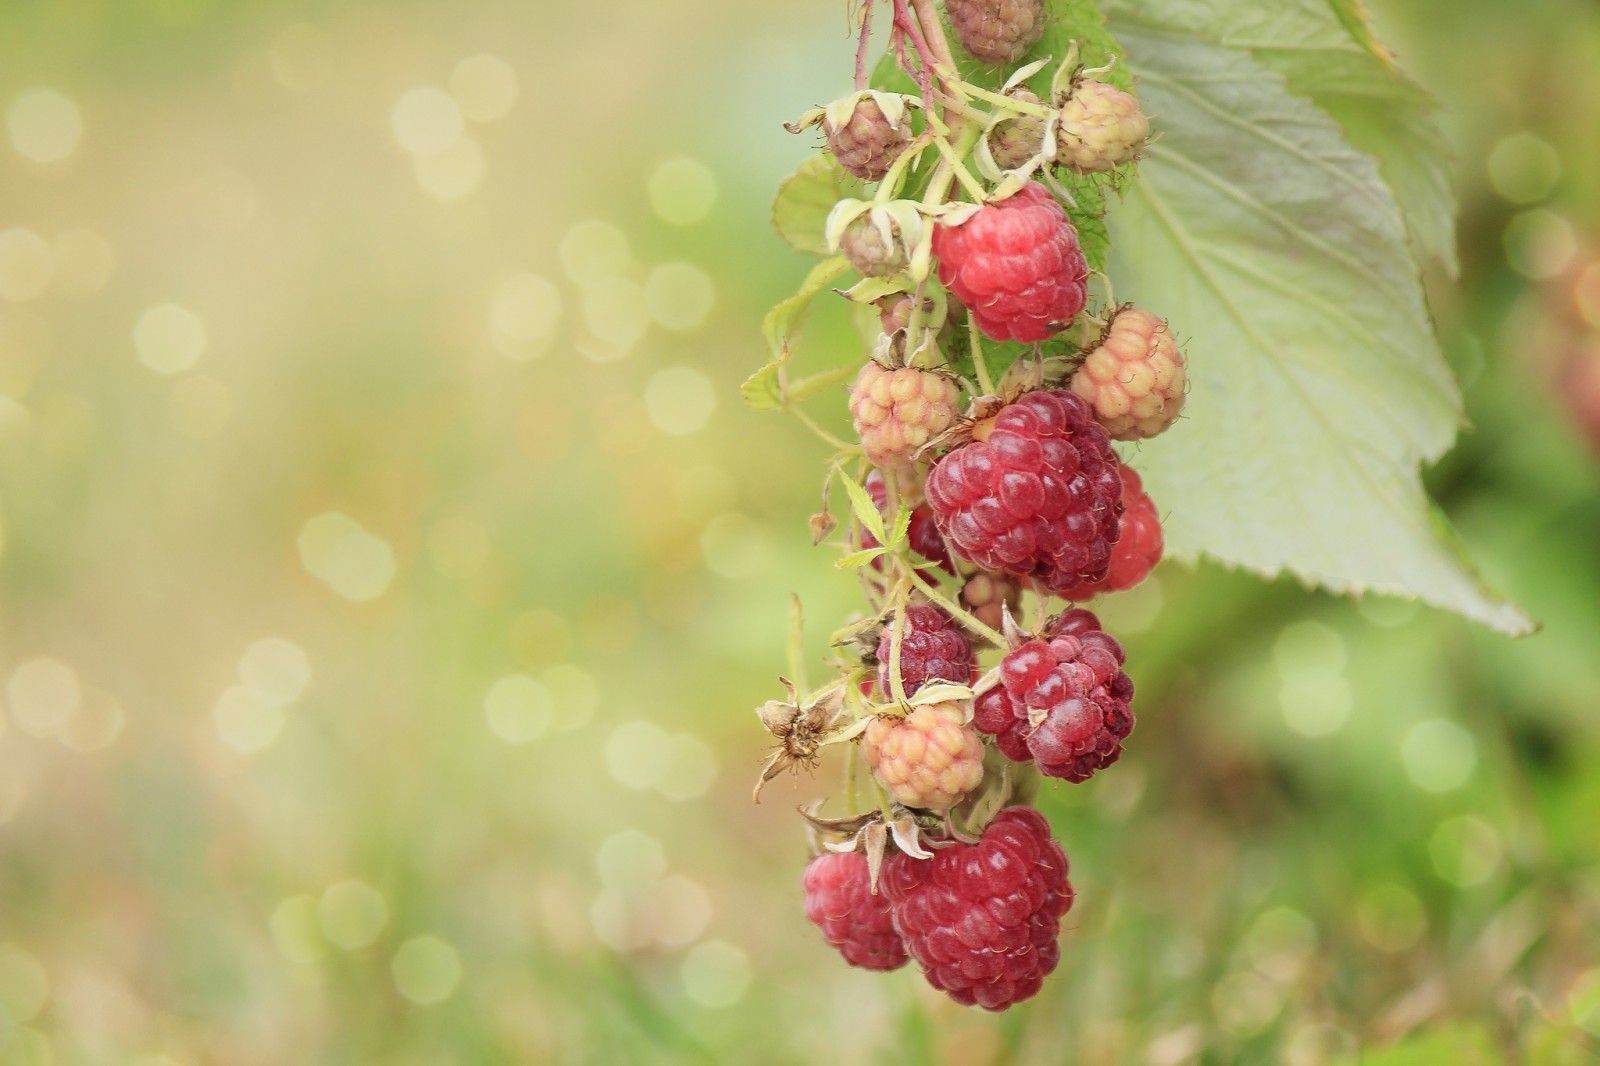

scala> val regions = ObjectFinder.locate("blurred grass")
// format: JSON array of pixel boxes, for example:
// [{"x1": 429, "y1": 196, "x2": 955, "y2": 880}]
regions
[{"x1": 0, "y1": 0, "x2": 1599, "y2": 1064}]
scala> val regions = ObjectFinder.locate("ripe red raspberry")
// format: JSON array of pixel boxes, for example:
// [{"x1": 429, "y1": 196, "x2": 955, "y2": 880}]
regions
[
  {"x1": 864, "y1": 469, "x2": 955, "y2": 575},
  {"x1": 945, "y1": 0, "x2": 1045, "y2": 66},
  {"x1": 932, "y1": 183, "x2": 1089, "y2": 343},
  {"x1": 825, "y1": 95, "x2": 912, "y2": 182},
  {"x1": 850, "y1": 360, "x2": 962, "y2": 469},
  {"x1": 863, "y1": 701, "x2": 986, "y2": 811},
  {"x1": 972, "y1": 609, "x2": 1134, "y2": 782},
  {"x1": 985, "y1": 89, "x2": 1048, "y2": 171},
  {"x1": 1054, "y1": 79, "x2": 1149, "y2": 174},
  {"x1": 802, "y1": 851, "x2": 909, "y2": 971},
  {"x1": 876, "y1": 603, "x2": 974, "y2": 697},
  {"x1": 880, "y1": 805, "x2": 1073, "y2": 1010},
  {"x1": 1070, "y1": 307, "x2": 1187, "y2": 440},
  {"x1": 1058, "y1": 466, "x2": 1163, "y2": 600},
  {"x1": 960, "y1": 572, "x2": 1022, "y2": 635},
  {"x1": 924, "y1": 390, "x2": 1123, "y2": 592}
]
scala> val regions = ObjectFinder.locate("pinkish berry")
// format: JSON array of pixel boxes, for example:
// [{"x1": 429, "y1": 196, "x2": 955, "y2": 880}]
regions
[
  {"x1": 876, "y1": 603, "x2": 974, "y2": 697},
  {"x1": 850, "y1": 361, "x2": 961, "y2": 469},
  {"x1": 1054, "y1": 79, "x2": 1149, "y2": 174},
  {"x1": 864, "y1": 702, "x2": 986, "y2": 811},
  {"x1": 826, "y1": 97, "x2": 912, "y2": 182},
  {"x1": 802, "y1": 851, "x2": 909, "y2": 971},
  {"x1": 1070, "y1": 307, "x2": 1187, "y2": 440},
  {"x1": 880, "y1": 805, "x2": 1073, "y2": 1010},
  {"x1": 945, "y1": 0, "x2": 1045, "y2": 66},
  {"x1": 972, "y1": 608, "x2": 1134, "y2": 782},
  {"x1": 924, "y1": 390, "x2": 1123, "y2": 593},
  {"x1": 932, "y1": 183, "x2": 1089, "y2": 343},
  {"x1": 960, "y1": 572, "x2": 1023, "y2": 635}
]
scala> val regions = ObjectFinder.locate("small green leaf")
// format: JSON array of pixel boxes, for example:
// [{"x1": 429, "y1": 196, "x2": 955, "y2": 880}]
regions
[
  {"x1": 772, "y1": 154, "x2": 866, "y2": 257},
  {"x1": 886, "y1": 501, "x2": 912, "y2": 552},
  {"x1": 839, "y1": 474, "x2": 887, "y2": 545},
  {"x1": 787, "y1": 365, "x2": 858, "y2": 405},
  {"x1": 740, "y1": 361, "x2": 783, "y2": 411},
  {"x1": 836, "y1": 547, "x2": 888, "y2": 570}
]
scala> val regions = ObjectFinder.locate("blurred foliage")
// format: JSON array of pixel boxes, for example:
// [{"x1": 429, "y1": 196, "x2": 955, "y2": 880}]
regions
[{"x1": 0, "y1": 0, "x2": 1597, "y2": 1064}]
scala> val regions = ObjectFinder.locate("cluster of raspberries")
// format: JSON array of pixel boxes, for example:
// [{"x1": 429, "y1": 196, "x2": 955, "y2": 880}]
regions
[
  {"x1": 804, "y1": 807, "x2": 1073, "y2": 1010},
  {"x1": 771, "y1": 0, "x2": 1191, "y2": 1016}
]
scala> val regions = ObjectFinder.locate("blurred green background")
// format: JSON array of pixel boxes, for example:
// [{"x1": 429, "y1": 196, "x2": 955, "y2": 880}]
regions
[{"x1": 1, "y1": 1, "x2": 1598, "y2": 1063}]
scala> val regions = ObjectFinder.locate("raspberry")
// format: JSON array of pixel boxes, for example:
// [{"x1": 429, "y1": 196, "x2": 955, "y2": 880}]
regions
[
  {"x1": 932, "y1": 183, "x2": 1089, "y2": 343},
  {"x1": 864, "y1": 469, "x2": 955, "y2": 575},
  {"x1": 985, "y1": 89, "x2": 1048, "y2": 170},
  {"x1": 838, "y1": 213, "x2": 909, "y2": 277},
  {"x1": 1069, "y1": 307, "x2": 1187, "y2": 440},
  {"x1": 881, "y1": 805, "x2": 1072, "y2": 1010},
  {"x1": 802, "y1": 851, "x2": 909, "y2": 971},
  {"x1": 1054, "y1": 79, "x2": 1149, "y2": 174},
  {"x1": 945, "y1": 0, "x2": 1045, "y2": 66},
  {"x1": 876, "y1": 603, "x2": 974, "y2": 696},
  {"x1": 825, "y1": 95, "x2": 912, "y2": 182},
  {"x1": 1058, "y1": 466, "x2": 1163, "y2": 600},
  {"x1": 960, "y1": 572, "x2": 1022, "y2": 635},
  {"x1": 924, "y1": 390, "x2": 1123, "y2": 592},
  {"x1": 850, "y1": 361, "x2": 961, "y2": 469},
  {"x1": 863, "y1": 701, "x2": 986, "y2": 811},
  {"x1": 972, "y1": 608, "x2": 1134, "y2": 782}
]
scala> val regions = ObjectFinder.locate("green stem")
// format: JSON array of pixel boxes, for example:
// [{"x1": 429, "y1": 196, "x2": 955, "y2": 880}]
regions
[
  {"x1": 899, "y1": 559, "x2": 1006, "y2": 647},
  {"x1": 968, "y1": 313, "x2": 995, "y2": 395},
  {"x1": 888, "y1": 586, "x2": 910, "y2": 705},
  {"x1": 934, "y1": 135, "x2": 989, "y2": 202},
  {"x1": 790, "y1": 406, "x2": 861, "y2": 453}
]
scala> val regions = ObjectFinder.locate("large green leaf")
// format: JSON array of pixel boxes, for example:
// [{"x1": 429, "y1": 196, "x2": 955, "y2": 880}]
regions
[
  {"x1": 1120, "y1": 0, "x2": 1457, "y2": 275},
  {"x1": 1100, "y1": 10, "x2": 1532, "y2": 634}
]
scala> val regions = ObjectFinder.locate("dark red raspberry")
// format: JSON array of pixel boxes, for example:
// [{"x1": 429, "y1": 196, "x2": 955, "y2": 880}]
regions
[
  {"x1": 932, "y1": 183, "x2": 1088, "y2": 343},
  {"x1": 972, "y1": 608, "x2": 1134, "y2": 782},
  {"x1": 1059, "y1": 466, "x2": 1164, "y2": 600},
  {"x1": 880, "y1": 806, "x2": 1073, "y2": 1010},
  {"x1": 877, "y1": 604, "x2": 975, "y2": 697},
  {"x1": 802, "y1": 851, "x2": 908, "y2": 971},
  {"x1": 924, "y1": 390, "x2": 1123, "y2": 592},
  {"x1": 945, "y1": 0, "x2": 1045, "y2": 66},
  {"x1": 863, "y1": 469, "x2": 956, "y2": 575}
]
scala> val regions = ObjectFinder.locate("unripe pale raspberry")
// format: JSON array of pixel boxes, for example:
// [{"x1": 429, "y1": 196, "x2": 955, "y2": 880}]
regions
[
  {"x1": 876, "y1": 603, "x2": 974, "y2": 696},
  {"x1": 1054, "y1": 79, "x2": 1149, "y2": 174},
  {"x1": 850, "y1": 361, "x2": 961, "y2": 468},
  {"x1": 945, "y1": 0, "x2": 1045, "y2": 66},
  {"x1": 925, "y1": 390, "x2": 1123, "y2": 592},
  {"x1": 960, "y1": 572, "x2": 1022, "y2": 635},
  {"x1": 972, "y1": 608, "x2": 1134, "y2": 782},
  {"x1": 826, "y1": 98, "x2": 911, "y2": 182},
  {"x1": 839, "y1": 214, "x2": 909, "y2": 278},
  {"x1": 802, "y1": 851, "x2": 909, "y2": 971},
  {"x1": 986, "y1": 89, "x2": 1048, "y2": 170},
  {"x1": 1070, "y1": 307, "x2": 1187, "y2": 440},
  {"x1": 1059, "y1": 466, "x2": 1164, "y2": 599},
  {"x1": 933, "y1": 183, "x2": 1089, "y2": 343},
  {"x1": 863, "y1": 702, "x2": 986, "y2": 811},
  {"x1": 881, "y1": 805, "x2": 1073, "y2": 1010}
]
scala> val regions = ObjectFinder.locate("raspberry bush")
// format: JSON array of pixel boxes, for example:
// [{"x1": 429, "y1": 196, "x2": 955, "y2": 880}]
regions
[{"x1": 746, "y1": 0, "x2": 1528, "y2": 1016}]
